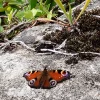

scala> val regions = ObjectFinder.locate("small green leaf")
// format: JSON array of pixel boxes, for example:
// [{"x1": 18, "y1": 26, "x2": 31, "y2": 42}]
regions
[
  {"x1": 29, "y1": 0, "x2": 37, "y2": 9},
  {"x1": 31, "y1": 8, "x2": 42, "y2": 17},
  {"x1": 0, "y1": 2, "x2": 3, "y2": 7},
  {"x1": 75, "y1": 0, "x2": 91, "y2": 22},
  {"x1": 31, "y1": 8, "x2": 38, "y2": 17},
  {"x1": 54, "y1": 0, "x2": 71, "y2": 24},
  {"x1": 24, "y1": 10, "x2": 33, "y2": 19},
  {"x1": 45, "y1": 0, "x2": 56, "y2": 10},
  {"x1": 0, "y1": 7, "x2": 6, "y2": 12},
  {"x1": 8, "y1": 9, "x2": 13, "y2": 23},
  {"x1": 8, "y1": 1, "x2": 22, "y2": 9},
  {"x1": 5, "y1": 6, "x2": 12, "y2": 13},
  {"x1": 16, "y1": 11, "x2": 25, "y2": 20},
  {"x1": 0, "y1": 26, "x2": 4, "y2": 32},
  {"x1": 47, "y1": 10, "x2": 53, "y2": 19},
  {"x1": 39, "y1": 2, "x2": 49, "y2": 15}
]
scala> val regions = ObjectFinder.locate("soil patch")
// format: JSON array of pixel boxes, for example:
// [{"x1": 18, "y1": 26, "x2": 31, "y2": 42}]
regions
[{"x1": 43, "y1": 9, "x2": 100, "y2": 53}]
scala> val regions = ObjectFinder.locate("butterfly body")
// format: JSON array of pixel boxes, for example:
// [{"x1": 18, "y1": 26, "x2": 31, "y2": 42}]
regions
[{"x1": 23, "y1": 67, "x2": 71, "y2": 89}]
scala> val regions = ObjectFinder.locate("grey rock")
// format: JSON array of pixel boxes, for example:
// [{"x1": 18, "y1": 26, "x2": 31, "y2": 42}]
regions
[
  {"x1": 13, "y1": 23, "x2": 63, "y2": 44},
  {"x1": 0, "y1": 48, "x2": 100, "y2": 100}
]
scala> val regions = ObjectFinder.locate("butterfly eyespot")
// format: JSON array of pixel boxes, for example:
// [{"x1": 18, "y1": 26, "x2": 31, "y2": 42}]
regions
[
  {"x1": 61, "y1": 71, "x2": 67, "y2": 76},
  {"x1": 28, "y1": 79, "x2": 35, "y2": 87},
  {"x1": 50, "y1": 80, "x2": 57, "y2": 87}
]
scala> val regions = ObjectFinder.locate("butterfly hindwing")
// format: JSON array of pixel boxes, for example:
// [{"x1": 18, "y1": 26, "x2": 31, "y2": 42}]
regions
[{"x1": 42, "y1": 77, "x2": 58, "y2": 89}]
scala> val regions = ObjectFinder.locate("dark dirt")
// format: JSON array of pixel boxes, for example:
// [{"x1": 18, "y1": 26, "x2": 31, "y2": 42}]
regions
[
  {"x1": 74, "y1": 9, "x2": 100, "y2": 32},
  {"x1": 65, "y1": 8, "x2": 100, "y2": 53},
  {"x1": 43, "y1": 8, "x2": 100, "y2": 53},
  {"x1": 65, "y1": 30, "x2": 100, "y2": 53},
  {"x1": 43, "y1": 28, "x2": 68, "y2": 44}
]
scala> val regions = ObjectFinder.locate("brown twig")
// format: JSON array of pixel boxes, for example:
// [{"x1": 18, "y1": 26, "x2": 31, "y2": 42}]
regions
[
  {"x1": 37, "y1": 18, "x2": 70, "y2": 27},
  {"x1": 0, "y1": 16, "x2": 7, "y2": 18}
]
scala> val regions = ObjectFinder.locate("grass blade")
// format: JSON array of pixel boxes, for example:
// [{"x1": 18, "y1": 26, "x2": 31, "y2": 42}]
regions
[{"x1": 75, "y1": 0, "x2": 91, "y2": 22}]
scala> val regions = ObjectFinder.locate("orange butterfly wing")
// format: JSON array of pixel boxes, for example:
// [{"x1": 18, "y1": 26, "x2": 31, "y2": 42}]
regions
[
  {"x1": 48, "y1": 70, "x2": 70, "y2": 82},
  {"x1": 23, "y1": 70, "x2": 42, "y2": 88},
  {"x1": 42, "y1": 70, "x2": 70, "y2": 89}
]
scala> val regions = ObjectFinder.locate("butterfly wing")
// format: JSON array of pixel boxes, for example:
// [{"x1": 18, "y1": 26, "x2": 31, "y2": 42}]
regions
[
  {"x1": 41, "y1": 70, "x2": 71, "y2": 89},
  {"x1": 23, "y1": 70, "x2": 42, "y2": 88},
  {"x1": 48, "y1": 70, "x2": 70, "y2": 82}
]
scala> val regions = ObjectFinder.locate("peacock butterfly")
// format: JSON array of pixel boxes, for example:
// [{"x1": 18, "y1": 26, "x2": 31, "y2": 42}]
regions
[{"x1": 23, "y1": 67, "x2": 71, "y2": 89}]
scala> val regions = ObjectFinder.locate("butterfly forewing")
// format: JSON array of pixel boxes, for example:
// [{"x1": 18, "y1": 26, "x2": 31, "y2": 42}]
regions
[{"x1": 24, "y1": 70, "x2": 42, "y2": 81}]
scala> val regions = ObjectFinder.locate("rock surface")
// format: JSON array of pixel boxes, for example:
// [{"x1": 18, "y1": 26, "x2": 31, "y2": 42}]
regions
[
  {"x1": 0, "y1": 48, "x2": 100, "y2": 100},
  {"x1": 13, "y1": 23, "x2": 63, "y2": 44}
]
